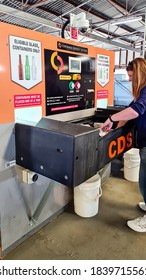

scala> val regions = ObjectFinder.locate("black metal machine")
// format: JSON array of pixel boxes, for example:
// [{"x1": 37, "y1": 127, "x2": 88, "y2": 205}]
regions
[{"x1": 15, "y1": 108, "x2": 135, "y2": 187}]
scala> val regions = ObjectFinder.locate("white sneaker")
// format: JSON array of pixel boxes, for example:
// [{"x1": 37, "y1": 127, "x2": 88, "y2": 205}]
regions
[
  {"x1": 127, "y1": 215, "x2": 146, "y2": 232},
  {"x1": 139, "y1": 202, "x2": 146, "y2": 211}
]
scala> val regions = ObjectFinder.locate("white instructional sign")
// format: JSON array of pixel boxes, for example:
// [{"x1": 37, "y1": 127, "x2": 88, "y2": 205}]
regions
[
  {"x1": 97, "y1": 54, "x2": 110, "y2": 87},
  {"x1": 9, "y1": 36, "x2": 42, "y2": 89}
]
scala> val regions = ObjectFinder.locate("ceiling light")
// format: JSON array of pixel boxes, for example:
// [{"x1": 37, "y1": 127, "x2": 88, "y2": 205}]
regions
[{"x1": 111, "y1": 16, "x2": 142, "y2": 26}]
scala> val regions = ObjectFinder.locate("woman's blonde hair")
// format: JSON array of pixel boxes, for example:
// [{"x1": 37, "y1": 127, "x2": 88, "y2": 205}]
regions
[{"x1": 126, "y1": 57, "x2": 146, "y2": 99}]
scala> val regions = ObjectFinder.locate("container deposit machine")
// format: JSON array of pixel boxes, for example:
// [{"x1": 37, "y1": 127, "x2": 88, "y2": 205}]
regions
[{"x1": 0, "y1": 21, "x2": 134, "y2": 259}]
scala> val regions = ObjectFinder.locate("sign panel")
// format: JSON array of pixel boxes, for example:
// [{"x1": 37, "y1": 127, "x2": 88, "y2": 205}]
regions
[
  {"x1": 97, "y1": 54, "x2": 110, "y2": 87},
  {"x1": 71, "y1": 27, "x2": 78, "y2": 41},
  {"x1": 14, "y1": 94, "x2": 41, "y2": 107},
  {"x1": 44, "y1": 49, "x2": 95, "y2": 115},
  {"x1": 9, "y1": 35, "x2": 42, "y2": 89}
]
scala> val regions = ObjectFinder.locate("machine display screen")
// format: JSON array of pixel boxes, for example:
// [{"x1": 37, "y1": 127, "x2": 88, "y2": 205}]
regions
[{"x1": 69, "y1": 57, "x2": 81, "y2": 73}]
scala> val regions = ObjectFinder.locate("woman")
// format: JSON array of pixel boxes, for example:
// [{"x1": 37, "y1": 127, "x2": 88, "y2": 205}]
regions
[{"x1": 101, "y1": 57, "x2": 146, "y2": 232}]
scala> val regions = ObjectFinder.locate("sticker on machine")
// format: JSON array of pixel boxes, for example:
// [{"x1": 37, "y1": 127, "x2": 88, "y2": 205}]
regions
[
  {"x1": 97, "y1": 54, "x2": 110, "y2": 87},
  {"x1": 9, "y1": 35, "x2": 42, "y2": 89}
]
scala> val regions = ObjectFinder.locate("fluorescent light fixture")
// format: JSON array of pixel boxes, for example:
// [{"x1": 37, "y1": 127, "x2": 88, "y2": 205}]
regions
[{"x1": 111, "y1": 16, "x2": 142, "y2": 26}]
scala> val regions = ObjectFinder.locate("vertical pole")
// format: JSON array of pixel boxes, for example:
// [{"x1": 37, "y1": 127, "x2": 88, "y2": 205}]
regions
[{"x1": 143, "y1": 10, "x2": 146, "y2": 58}]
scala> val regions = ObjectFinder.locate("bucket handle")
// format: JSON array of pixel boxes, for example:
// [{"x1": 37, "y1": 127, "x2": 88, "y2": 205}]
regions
[
  {"x1": 79, "y1": 186, "x2": 102, "y2": 201},
  {"x1": 125, "y1": 164, "x2": 140, "y2": 169},
  {"x1": 124, "y1": 157, "x2": 140, "y2": 163}
]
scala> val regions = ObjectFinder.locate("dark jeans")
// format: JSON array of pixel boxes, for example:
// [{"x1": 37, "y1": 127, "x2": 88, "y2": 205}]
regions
[{"x1": 139, "y1": 147, "x2": 146, "y2": 203}]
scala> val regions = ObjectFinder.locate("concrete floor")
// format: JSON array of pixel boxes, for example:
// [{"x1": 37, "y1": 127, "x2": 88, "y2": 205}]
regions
[{"x1": 4, "y1": 176, "x2": 146, "y2": 260}]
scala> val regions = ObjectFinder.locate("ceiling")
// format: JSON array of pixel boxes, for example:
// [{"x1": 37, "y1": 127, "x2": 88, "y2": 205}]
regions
[{"x1": 0, "y1": 0, "x2": 146, "y2": 54}]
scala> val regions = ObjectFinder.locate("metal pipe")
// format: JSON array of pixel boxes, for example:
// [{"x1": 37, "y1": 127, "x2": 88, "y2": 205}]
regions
[
  {"x1": 29, "y1": 180, "x2": 54, "y2": 226},
  {"x1": 143, "y1": 9, "x2": 146, "y2": 57}
]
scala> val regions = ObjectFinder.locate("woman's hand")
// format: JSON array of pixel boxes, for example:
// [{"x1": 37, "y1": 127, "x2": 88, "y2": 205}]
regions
[{"x1": 100, "y1": 118, "x2": 113, "y2": 132}]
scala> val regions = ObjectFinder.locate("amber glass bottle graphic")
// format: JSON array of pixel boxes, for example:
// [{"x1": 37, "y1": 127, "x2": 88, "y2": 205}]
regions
[
  {"x1": 31, "y1": 56, "x2": 37, "y2": 80},
  {"x1": 25, "y1": 55, "x2": 30, "y2": 80},
  {"x1": 18, "y1": 54, "x2": 24, "y2": 80}
]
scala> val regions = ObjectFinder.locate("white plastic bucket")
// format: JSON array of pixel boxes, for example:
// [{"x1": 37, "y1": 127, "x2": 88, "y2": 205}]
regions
[
  {"x1": 124, "y1": 148, "x2": 140, "y2": 182},
  {"x1": 74, "y1": 173, "x2": 102, "y2": 218}
]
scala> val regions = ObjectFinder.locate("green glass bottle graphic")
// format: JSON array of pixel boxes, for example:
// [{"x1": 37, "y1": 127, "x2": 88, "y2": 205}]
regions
[{"x1": 25, "y1": 55, "x2": 30, "y2": 80}]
